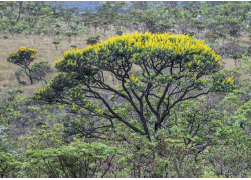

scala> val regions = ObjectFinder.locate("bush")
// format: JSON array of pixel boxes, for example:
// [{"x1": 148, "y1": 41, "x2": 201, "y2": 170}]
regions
[
  {"x1": 70, "y1": 45, "x2": 77, "y2": 49},
  {"x1": 206, "y1": 31, "x2": 218, "y2": 43},
  {"x1": 35, "y1": 121, "x2": 47, "y2": 127},
  {"x1": 3, "y1": 35, "x2": 8, "y2": 39},
  {"x1": 86, "y1": 35, "x2": 100, "y2": 45},
  {"x1": 116, "y1": 30, "x2": 123, "y2": 36}
]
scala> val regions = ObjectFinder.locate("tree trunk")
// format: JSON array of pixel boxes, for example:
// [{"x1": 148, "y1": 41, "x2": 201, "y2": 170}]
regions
[{"x1": 16, "y1": 1, "x2": 23, "y2": 22}]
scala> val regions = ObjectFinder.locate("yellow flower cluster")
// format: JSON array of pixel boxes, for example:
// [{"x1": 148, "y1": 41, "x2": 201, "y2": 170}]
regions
[
  {"x1": 217, "y1": 75, "x2": 236, "y2": 88},
  {"x1": 193, "y1": 72, "x2": 197, "y2": 79},
  {"x1": 86, "y1": 102, "x2": 104, "y2": 114},
  {"x1": 55, "y1": 58, "x2": 61, "y2": 64},
  {"x1": 227, "y1": 76, "x2": 234, "y2": 84},
  {"x1": 36, "y1": 89, "x2": 41, "y2": 94},
  {"x1": 64, "y1": 47, "x2": 83, "y2": 56},
  {"x1": 55, "y1": 47, "x2": 83, "y2": 66},
  {"x1": 58, "y1": 72, "x2": 68, "y2": 76},
  {"x1": 58, "y1": 30, "x2": 221, "y2": 66},
  {"x1": 184, "y1": 71, "x2": 190, "y2": 75},
  {"x1": 9, "y1": 48, "x2": 38, "y2": 59},
  {"x1": 19, "y1": 47, "x2": 26, "y2": 51},
  {"x1": 19, "y1": 47, "x2": 38, "y2": 54},
  {"x1": 9, "y1": 52, "x2": 15, "y2": 56},
  {"x1": 36, "y1": 82, "x2": 50, "y2": 94},
  {"x1": 67, "y1": 60, "x2": 77, "y2": 66},
  {"x1": 97, "y1": 109, "x2": 104, "y2": 115},
  {"x1": 129, "y1": 74, "x2": 138, "y2": 83}
]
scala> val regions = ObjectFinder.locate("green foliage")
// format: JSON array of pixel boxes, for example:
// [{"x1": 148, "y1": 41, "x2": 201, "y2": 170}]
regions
[
  {"x1": 70, "y1": 45, "x2": 77, "y2": 49},
  {"x1": 7, "y1": 47, "x2": 38, "y2": 66},
  {"x1": 0, "y1": 152, "x2": 21, "y2": 178},
  {"x1": 52, "y1": 41, "x2": 59, "y2": 50},
  {"x1": 14, "y1": 68, "x2": 26, "y2": 84},
  {"x1": 30, "y1": 61, "x2": 52, "y2": 84},
  {"x1": 3, "y1": 1, "x2": 251, "y2": 178},
  {"x1": 0, "y1": 125, "x2": 10, "y2": 153},
  {"x1": 64, "y1": 32, "x2": 72, "y2": 43},
  {"x1": 7, "y1": 47, "x2": 38, "y2": 85},
  {"x1": 116, "y1": 30, "x2": 123, "y2": 36},
  {"x1": 86, "y1": 35, "x2": 100, "y2": 45},
  {"x1": 34, "y1": 31, "x2": 236, "y2": 143},
  {"x1": 35, "y1": 121, "x2": 47, "y2": 128},
  {"x1": 0, "y1": 89, "x2": 25, "y2": 126},
  {"x1": 25, "y1": 138, "x2": 124, "y2": 178}
]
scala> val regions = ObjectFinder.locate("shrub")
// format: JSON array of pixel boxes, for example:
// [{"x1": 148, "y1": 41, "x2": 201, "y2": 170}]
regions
[
  {"x1": 86, "y1": 35, "x2": 100, "y2": 45},
  {"x1": 70, "y1": 45, "x2": 77, "y2": 49},
  {"x1": 116, "y1": 30, "x2": 123, "y2": 36},
  {"x1": 35, "y1": 121, "x2": 47, "y2": 127}
]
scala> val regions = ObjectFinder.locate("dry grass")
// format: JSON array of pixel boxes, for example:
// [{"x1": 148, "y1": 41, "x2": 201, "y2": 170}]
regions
[
  {"x1": 222, "y1": 58, "x2": 236, "y2": 69},
  {"x1": 0, "y1": 27, "x2": 135, "y2": 97},
  {"x1": 0, "y1": 28, "x2": 250, "y2": 98}
]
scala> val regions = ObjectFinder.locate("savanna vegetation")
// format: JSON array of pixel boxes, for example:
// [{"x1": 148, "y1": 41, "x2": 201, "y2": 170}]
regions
[{"x1": 2, "y1": 1, "x2": 251, "y2": 178}]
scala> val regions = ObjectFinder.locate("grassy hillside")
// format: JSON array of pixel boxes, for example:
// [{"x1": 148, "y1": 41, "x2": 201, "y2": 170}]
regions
[{"x1": 0, "y1": 29, "x2": 247, "y2": 97}]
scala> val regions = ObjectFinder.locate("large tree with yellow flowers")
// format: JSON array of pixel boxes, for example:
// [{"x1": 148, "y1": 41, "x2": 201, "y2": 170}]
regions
[{"x1": 33, "y1": 31, "x2": 236, "y2": 142}]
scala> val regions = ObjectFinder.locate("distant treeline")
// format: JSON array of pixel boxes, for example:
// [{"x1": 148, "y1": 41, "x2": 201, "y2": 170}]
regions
[
  {"x1": 44, "y1": 1, "x2": 222, "y2": 13},
  {"x1": 18, "y1": 1, "x2": 251, "y2": 13}
]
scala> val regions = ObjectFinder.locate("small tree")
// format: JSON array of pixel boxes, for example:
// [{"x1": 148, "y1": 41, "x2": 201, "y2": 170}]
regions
[
  {"x1": 0, "y1": 152, "x2": 21, "y2": 178},
  {"x1": 55, "y1": 31, "x2": 60, "y2": 39},
  {"x1": 26, "y1": 139, "x2": 124, "y2": 178},
  {"x1": 30, "y1": 61, "x2": 52, "y2": 85},
  {"x1": 86, "y1": 35, "x2": 100, "y2": 45},
  {"x1": 70, "y1": 45, "x2": 78, "y2": 49},
  {"x1": 65, "y1": 32, "x2": 72, "y2": 43},
  {"x1": 52, "y1": 41, "x2": 59, "y2": 50},
  {"x1": 116, "y1": 30, "x2": 123, "y2": 36},
  {"x1": 231, "y1": 53, "x2": 242, "y2": 68},
  {"x1": 34, "y1": 31, "x2": 236, "y2": 142},
  {"x1": 14, "y1": 68, "x2": 26, "y2": 85},
  {"x1": 72, "y1": 32, "x2": 78, "y2": 42},
  {"x1": 7, "y1": 47, "x2": 38, "y2": 85}
]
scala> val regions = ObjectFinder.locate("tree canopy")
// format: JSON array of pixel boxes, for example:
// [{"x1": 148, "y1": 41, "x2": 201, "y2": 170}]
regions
[{"x1": 33, "y1": 31, "x2": 236, "y2": 142}]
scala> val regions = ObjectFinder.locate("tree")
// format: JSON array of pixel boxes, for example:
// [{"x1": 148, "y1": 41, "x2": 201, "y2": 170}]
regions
[
  {"x1": 33, "y1": 31, "x2": 236, "y2": 142},
  {"x1": 86, "y1": 35, "x2": 100, "y2": 45},
  {"x1": 140, "y1": 9, "x2": 160, "y2": 33},
  {"x1": 7, "y1": 47, "x2": 38, "y2": 85},
  {"x1": 30, "y1": 61, "x2": 52, "y2": 85},
  {"x1": 0, "y1": 152, "x2": 21, "y2": 178},
  {"x1": 64, "y1": 32, "x2": 72, "y2": 43},
  {"x1": 231, "y1": 53, "x2": 242, "y2": 68},
  {"x1": 0, "y1": 125, "x2": 10, "y2": 153},
  {"x1": 130, "y1": 1, "x2": 148, "y2": 11},
  {"x1": 16, "y1": 1, "x2": 23, "y2": 22},
  {"x1": 26, "y1": 138, "x2": 124, "y2": 178},
  {"x1": 52, "y1": 41, "x2": 59, "y2": 50}
]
